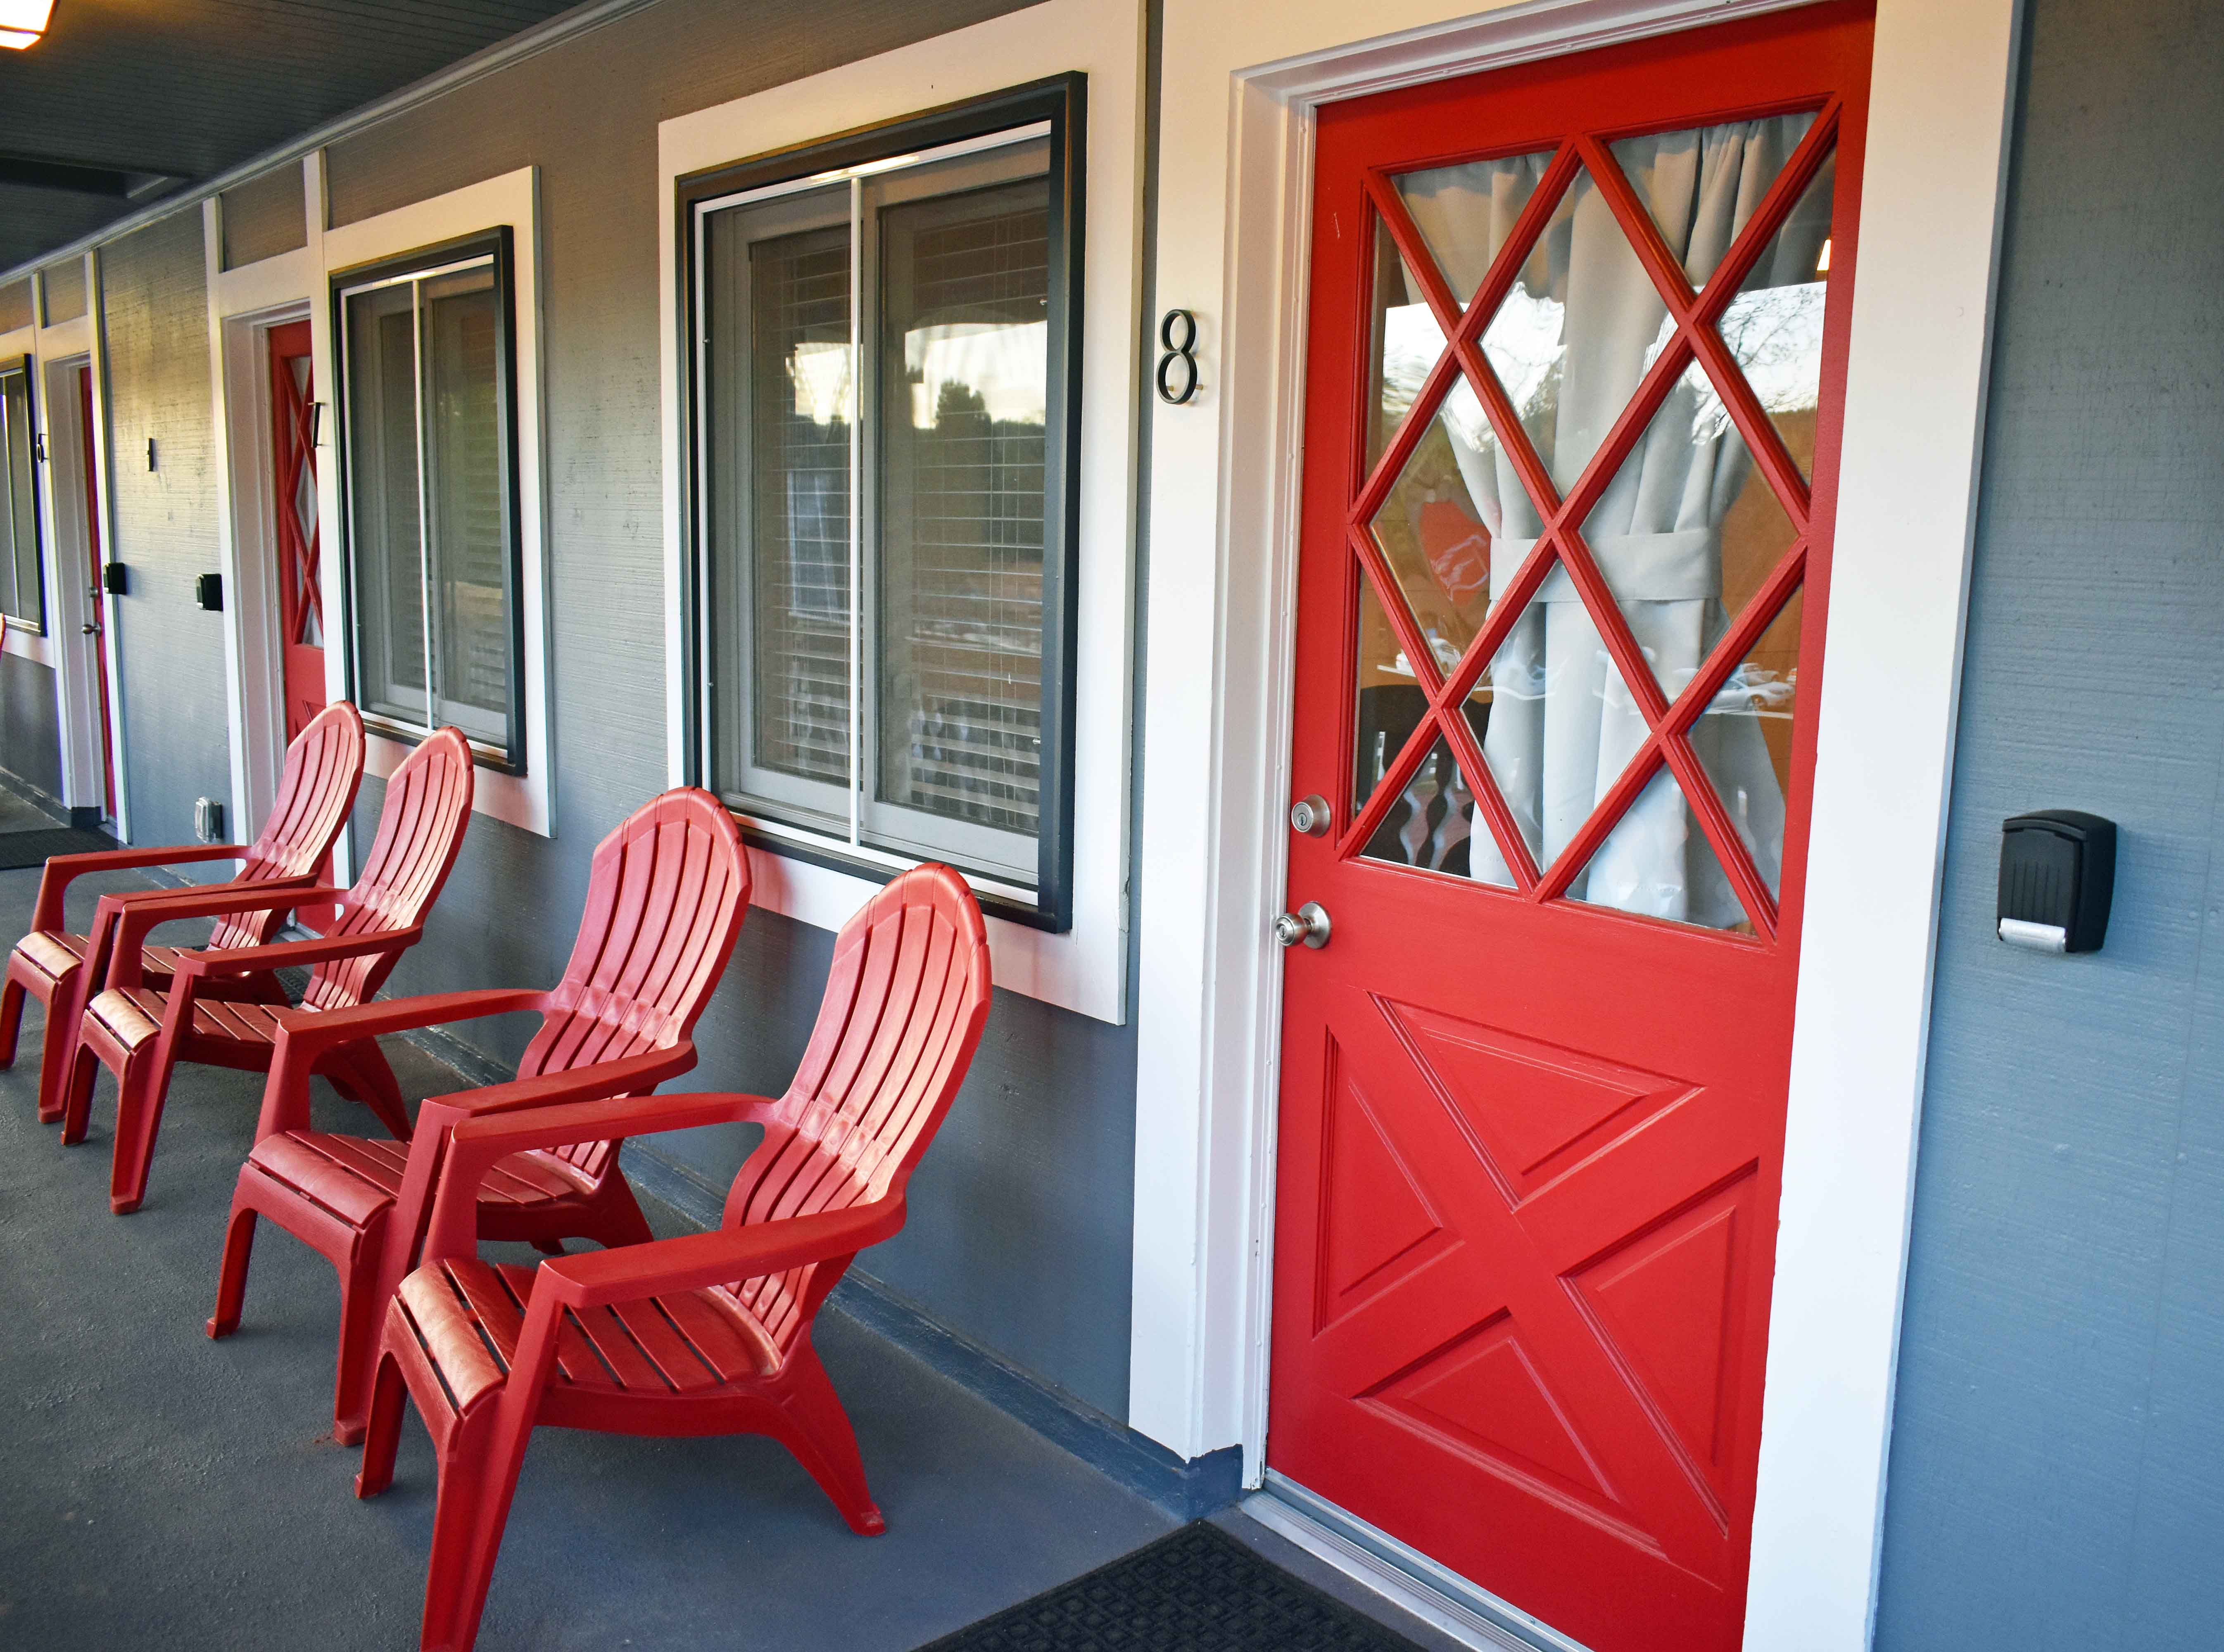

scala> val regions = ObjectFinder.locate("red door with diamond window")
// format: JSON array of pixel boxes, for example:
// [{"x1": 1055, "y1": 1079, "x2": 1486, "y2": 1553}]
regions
[
  {"x1": 267, "y1": 320, "x2": 326, "y2": 742},
  {"x1": 1268, "y1": 9, "x2": 1870, "y2": 1651}
]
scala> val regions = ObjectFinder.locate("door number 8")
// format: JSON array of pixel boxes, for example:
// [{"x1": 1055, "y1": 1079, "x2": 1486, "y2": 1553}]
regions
[{"x1": 1157, "y1": 309, "x2": 1200, "y2": 405}]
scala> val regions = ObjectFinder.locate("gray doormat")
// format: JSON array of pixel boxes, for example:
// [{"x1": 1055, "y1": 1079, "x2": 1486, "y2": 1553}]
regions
[
  {"x1": 917, "y1": 1521, "x2": 1429, "y2": 1651},
  {"x1": 0, "y1": 827, "x2": 120, "y2": 870}
]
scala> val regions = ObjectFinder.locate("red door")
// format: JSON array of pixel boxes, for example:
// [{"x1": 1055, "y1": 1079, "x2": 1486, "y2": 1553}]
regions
[
  {"x1": 1268, "y1": 10, "x2": 1870, "y2": 1652},
  {"x1": 267, "y1": 320, "x2": 326, "y2": 742},
  {"x1": 77, "y1": 367, "x2": 116, "y2": 821}
]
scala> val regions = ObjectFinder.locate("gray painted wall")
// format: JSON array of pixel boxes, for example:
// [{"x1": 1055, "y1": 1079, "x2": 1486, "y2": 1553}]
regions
[
  {"x1": 316, "y1": 0, "x2": 1136, "y2": 1420},
  {"x1": 98, "y1": 212, "x2": 233, "y2": 857},
  {"x1": 1873, "y1": 1, "x2": 2224, "y2": 1646},
  {"x1": 0, "y1": 654, "x2": 63, "y2": 804}
]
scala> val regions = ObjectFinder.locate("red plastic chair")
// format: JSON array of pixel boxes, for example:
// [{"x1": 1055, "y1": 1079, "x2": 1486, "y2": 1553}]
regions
[
  {"x1": 352, "y1": 864, "x2": 991, "y2": 1652},
  {"x1": 59, "y1": 728, "x2": 475, "y2": 1214},
  {"x1": 209, "y1": 788, "x2": 751, "y2": 1442},
  {"x1": 0, "y1": 700, "x2": 364, "y2": 1125}
]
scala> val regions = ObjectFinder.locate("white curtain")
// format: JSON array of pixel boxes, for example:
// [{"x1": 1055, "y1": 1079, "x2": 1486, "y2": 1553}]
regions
[{"x1": 1396, "y1": 117, "x2": 1824, "y2": 925}]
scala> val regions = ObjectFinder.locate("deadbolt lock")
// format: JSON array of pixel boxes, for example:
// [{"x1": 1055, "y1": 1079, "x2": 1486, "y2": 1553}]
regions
[{"x1": 1290, "y1": 795, "x2": 1331, "y2": 836}]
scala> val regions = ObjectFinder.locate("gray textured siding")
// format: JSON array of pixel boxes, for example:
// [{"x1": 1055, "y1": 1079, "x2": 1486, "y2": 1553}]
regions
[
  {"x1": 40, "y1": 258, "x2": 85, "y2": 325},
  {"x1": 0, "y1": 655, "x2": 62, "y2": 804},
  {"x1": 219, "y1": 166, "x2": 307, "y2": 270},
  {"x1": 322, "y1": 0, "x2": 1135, "y2": 1419},
  {"x1": 0, "y1": 279, "x2": 28, "y2": 335},
  {"x1": 97, "y1": 214, "x2": 232, "y2": 854},
  {"x1": 1873, "y1": 1, "x2": 2224, "y2": 1646}
]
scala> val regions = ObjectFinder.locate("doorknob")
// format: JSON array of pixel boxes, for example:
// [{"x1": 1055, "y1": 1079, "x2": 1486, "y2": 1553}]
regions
[
  {"x1": 80, "y1": 623, "x2": 98, "y2": 635},
  {"x1": 1274, "y1": 901, "x2": 1332, "y2": 949}
]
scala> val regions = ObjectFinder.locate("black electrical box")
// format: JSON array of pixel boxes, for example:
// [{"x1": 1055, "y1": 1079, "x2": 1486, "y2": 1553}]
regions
[
  {"x1": 1998, "y1": 809, "x2": 2115, "y2": 954},
  {"x1": 195, "y1": 572, "x2": 222, "y2": 611},
  {"x1": 101, "y1": 562, "x2": 128, "y2": 596}
]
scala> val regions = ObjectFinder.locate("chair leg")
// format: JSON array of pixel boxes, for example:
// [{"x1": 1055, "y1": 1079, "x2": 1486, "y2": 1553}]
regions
[
  {"x1": 331, "y1": 1233, "x2": 387, "y2": 1445},
  {"x1": 354, "y1": 1347, "x2": 409, "y2": 1499},
  {"x1": 323, "y1": 1039, "x2": 411, "y2": 1142},
  {"x1": 418, "y1": 1404, "x2": 535, "y2": 1652},
  {"x1": 35, "y1": 969, "x2": 80, "y2": 1124},
  {"x1": 57, "y1": 1043, "x2": 100, "y2": 1146},
  {"x1": 107, "y1": 1046, "x2": 166, "y2": 1214},
  {"x1": 0, "y1": 976, "x2": 26, "y2": 1069},
  {"x1": 772, "y1": 1342, "x2": 885, "y2": 1536},
  {"x1": 207, "y1": 1202, "x2": 258, "y2": 1339}
]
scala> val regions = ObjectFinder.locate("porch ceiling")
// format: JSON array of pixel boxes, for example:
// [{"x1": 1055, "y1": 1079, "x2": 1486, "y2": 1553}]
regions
[{"x1": 0, "y1": 0, "x2": 594, "y2": 273}]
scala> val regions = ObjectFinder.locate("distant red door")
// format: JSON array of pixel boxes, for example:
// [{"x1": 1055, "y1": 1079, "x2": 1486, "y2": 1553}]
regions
[
  {"x1": 1269, "y1": 10, "x2": 1870, "y2": 1652},
  {"x1": 267, "y1": 321, "x2": 326, "y2": 742},
  {"x1": 77, "y1": 367, "x2": 115, "y2": 820}
]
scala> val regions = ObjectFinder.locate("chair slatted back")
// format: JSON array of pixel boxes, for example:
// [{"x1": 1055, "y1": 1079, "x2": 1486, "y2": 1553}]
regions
[
  {"x1": 301, "y1": 729, "x2": 475, "y2": 1013},
  {"x1": 211, "y1": 702, "x2": 365, "y2": 951},
  {"x1": 517, "y1": 789, "x2": 751, "y2": 1182},
  {"x1": 721, "y1": 865, "x2": 991, "y2": 1354}
]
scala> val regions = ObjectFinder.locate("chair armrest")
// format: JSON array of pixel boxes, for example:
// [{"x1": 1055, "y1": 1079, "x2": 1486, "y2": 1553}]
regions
[
  {"x1": 539, "y1": 1201, "x2": 905, "y2": 1311},
  {"x1": 100, "y1": 885, "x2": 347, "y2": 987},
  {"x1": 410, "y1": 1054, "x2": 718, "y2": 1257},
  {"x1": 176, "y1": 926, "x2": 418, "y2": 981},
  {"x1": 31, "y1": 842, "x2": 255, "y2": 932},
  {"x1": 252, "y1": 987, "x2": 549, "y2": 1142}
]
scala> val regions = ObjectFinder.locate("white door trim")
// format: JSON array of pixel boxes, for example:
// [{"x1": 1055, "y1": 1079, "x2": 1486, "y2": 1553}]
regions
[
  {"x1": 1127, "y1": 4, "x2": 2022, "y2": 1651},
  {"x1": 80, "y1": 252, "x2": 130, "y2": 840}
]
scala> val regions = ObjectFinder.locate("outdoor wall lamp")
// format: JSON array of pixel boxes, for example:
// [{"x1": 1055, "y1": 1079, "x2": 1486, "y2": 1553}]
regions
[{"x1": 0, "y1": 2, "x2": 55, "y2": 51}]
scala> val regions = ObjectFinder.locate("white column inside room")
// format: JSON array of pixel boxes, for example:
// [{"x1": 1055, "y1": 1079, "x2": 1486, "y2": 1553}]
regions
[
  {"x1": 1127, "y1": 7, "x2": 2018, "y2": 1652},
  {"x1": 656, "y1": 0, "x2": 1147, "y2": 1026}
]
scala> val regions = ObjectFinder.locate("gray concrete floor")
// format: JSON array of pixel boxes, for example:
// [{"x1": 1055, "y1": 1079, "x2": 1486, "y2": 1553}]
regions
[{"x1": 0, "y1": 861, "x2": 1464, "y2": 1651}]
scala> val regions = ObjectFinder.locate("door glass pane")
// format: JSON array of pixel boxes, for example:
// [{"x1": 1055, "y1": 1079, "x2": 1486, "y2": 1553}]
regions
[
  {"x1": 1392, "y1": 148, "x2": 1555, "y2": 310},
  {"x1": 870, "y1": 159, "x2": 1050, "y2": 866},
  {"x1": 1464, "y1": 580, "x2": 1634, "y2": 886},
  {"x1": 1352, "y1": 572, "x2": 1429, "y2": 819},
  {"x1": 1577, "y1": 356, "x2": 1798, "y2": 700},
  {"x1": 344, "y1": 282, "x2": 427, "y2": 731},
  {"x1": 1608, "y1": 113, "x2": 1818, "y2": 290},
  {"x1": 1360, "y1": 735, "x2": 1478, "y2": 878},
  {"x1": 1480, "y1": 162, "x2": 1657, "y2": 496},
  {"x1": 287, "y1": 356, "x2": 322, "y2": 647},
  {"x1": 1568, "y1": 761, "x2": 1746, "y2": 930},
  {"x1": 1691, "y1": 588, "x2": 1801, "y2": 900},
  {"x1": 1365, "y1": 375, "x2": 1527, "y2": 668},
  {"x1": 1717, "y1": 150, "x2": 1836, "y2": 478},
  {"x1": 419, "y1": 266, "x2": 507, "y2": 748},
  {"x1": 704, "y1": 188, "x2": 853, "y2": 822},
  {"x1": 1367, "y1": 217, "x2": 1445, "y2": 474}
]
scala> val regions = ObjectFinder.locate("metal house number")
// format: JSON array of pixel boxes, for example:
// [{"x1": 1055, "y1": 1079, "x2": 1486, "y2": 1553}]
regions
[{"x1": 1157, "y1": 309, "x2": 1199, "y2": 405}]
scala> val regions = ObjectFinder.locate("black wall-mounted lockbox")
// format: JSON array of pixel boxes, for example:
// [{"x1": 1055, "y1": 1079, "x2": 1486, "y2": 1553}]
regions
[
  {"x1": 1998, "y1": 809, "x2": 2116, "y2": 954},
  {"x1": 195, "y1": 573, "x2": 222, "y2": 612},
  {"x1": 101, "y1": 562, "x2": 127, "y2": 596}
]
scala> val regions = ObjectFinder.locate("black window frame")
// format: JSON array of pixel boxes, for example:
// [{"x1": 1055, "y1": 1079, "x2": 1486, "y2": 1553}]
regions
[
  {"x1": 0, "y1": 354, "x2": 46, "y2": 636},
  {"x1": 677, "y1": 74, "x2": 1086, "y2": 933},
  {"x1": 328, "y1": 227, "x2": 527, "y2": 774}
]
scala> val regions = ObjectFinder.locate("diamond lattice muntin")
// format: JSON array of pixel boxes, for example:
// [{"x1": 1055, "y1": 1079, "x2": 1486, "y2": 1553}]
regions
[{"x1": 1350, "y1": 113, "x2": 1837, "y2": 935}]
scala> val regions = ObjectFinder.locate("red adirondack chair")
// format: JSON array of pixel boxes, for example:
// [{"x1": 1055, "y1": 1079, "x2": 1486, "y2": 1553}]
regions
[
  {"x1": 209, "y1": 788, "x2": 751, "y2": 1441},
  {"x1": 353, "y1": 864, "x2": 991, "y2": 1652},
  {"x1": 59, "y1": 728, "x2": 475, "y2": 1214},
  {"x1": 0, "y1": 700, "x2": 364, "y2": 1126}
]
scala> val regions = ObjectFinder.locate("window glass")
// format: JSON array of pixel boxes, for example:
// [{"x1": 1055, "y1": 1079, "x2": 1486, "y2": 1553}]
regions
[
  {"x1": 699, "y1": 124, "x2": 1066, "y2": 894},
  {"x1": 340, "y1": 245, "x2": 516, "y2": 761},
  {"x1": 0, "y1": 361, "x2": 43, "y2": 631}
]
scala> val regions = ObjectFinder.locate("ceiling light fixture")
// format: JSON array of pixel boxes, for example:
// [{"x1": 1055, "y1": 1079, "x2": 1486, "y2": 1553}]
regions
[{"x1": 0, "y1": 1, "x2": 55, "y2": 50}]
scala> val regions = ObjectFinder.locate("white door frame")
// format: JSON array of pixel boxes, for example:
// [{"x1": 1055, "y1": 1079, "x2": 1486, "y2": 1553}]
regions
[{"x1": 1126, "y1": 1, "x2": 2023, "y2": 1648}]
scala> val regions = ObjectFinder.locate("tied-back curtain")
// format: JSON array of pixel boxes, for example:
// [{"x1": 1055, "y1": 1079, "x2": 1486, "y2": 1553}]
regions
[{"x1": 1400, "y1": 117, "x2": 1816, "y2": 924}]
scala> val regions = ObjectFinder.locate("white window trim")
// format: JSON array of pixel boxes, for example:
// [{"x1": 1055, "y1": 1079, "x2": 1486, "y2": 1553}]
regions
[
  {"x1": 319, "y1": 164, "x2": 553, "y2": 838},
  {"x1": 1128, "y1": 7, "x2": 2020, "y2": 1652},
  {"x1": 657, "y1": 0, "x2": 1145, "y2": 1025}
]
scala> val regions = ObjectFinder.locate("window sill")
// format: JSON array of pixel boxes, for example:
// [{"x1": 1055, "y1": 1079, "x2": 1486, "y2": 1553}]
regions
[
  {"x1": 361, "y1": 712, "x2": 523, "y2": 779},
  {"x1": 734, "y1": 812, "x2": 1060, "y2": 933}
]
